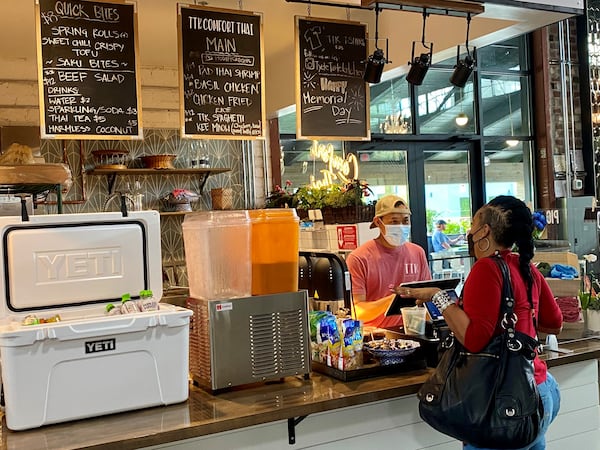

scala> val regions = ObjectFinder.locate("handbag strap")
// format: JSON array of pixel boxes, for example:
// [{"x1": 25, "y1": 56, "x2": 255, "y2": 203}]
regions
[
  {"x1": 493, "y1": 255, "x2": 515, "y2": 326},
  {"x1": 492, "y1": 255, "x2": 539, "y2": 354}
]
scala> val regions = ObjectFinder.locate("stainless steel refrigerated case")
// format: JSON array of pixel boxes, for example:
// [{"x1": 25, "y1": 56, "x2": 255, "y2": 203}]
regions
[{"x1": 187, "y1": 291, "x2": 311, "y2": 391}]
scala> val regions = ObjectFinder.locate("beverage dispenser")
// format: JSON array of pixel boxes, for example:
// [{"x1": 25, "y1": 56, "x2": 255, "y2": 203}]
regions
[
  {"x1": 182, "y1": 210, "x2": 251, "y2": 300},
  {"x1": 249, "y1": 209, "x2": 299, "y2": 296}
]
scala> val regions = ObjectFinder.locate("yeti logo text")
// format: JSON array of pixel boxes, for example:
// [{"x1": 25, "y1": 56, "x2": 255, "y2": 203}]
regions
[
  {"x1": 36, "y1": 248, "x2": 122, "y2": 282},
  {"x1": 85, "y1": 339, "x2": 116, "y2": 354}
]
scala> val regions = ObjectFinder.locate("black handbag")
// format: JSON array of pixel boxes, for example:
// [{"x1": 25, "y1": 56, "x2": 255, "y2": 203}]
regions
[{"x1": 418, "y1": 256, "x2": 543, "y2": 449}]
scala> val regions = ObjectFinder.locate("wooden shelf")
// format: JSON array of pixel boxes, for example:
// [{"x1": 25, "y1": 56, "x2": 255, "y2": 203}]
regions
[
  {"x1": 86, "y1": 167, "x2": 231, "y2": 194},
  {"x1": 0, "y1": 164, "x2": 71, "y2": 214},
  {"x1": 159, "y1": 211, "x2": 194, "y2": 216},
  {"x1": 87, "y1": 168, "x2": 230, "y2": 176}
]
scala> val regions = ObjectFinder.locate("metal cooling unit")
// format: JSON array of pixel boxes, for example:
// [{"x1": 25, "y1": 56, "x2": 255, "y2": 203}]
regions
[{"x1": 188, "y1": 291, "x2": 310, "y2": 391}]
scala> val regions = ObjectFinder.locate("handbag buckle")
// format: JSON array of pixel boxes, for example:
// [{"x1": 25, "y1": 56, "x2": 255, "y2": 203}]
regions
[
  {"x1": 501, "y1": 312, "x2": 518, "y2": 330},
  {"x1": 505, "y1": 408, "x2": 516, "y2": 417}
]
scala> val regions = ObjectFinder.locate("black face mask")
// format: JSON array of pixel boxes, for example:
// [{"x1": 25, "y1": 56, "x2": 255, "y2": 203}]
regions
[
  {"x1": 467, "y1": 226, "x2": 484, "y2": 258},
  {"x1": 467, "y1": 233, "x2": 475, "y2": 257}
]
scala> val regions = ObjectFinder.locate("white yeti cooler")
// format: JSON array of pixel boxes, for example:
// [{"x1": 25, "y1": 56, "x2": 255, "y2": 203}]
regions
[{"x1": 0, "y1": 211, "x2": 192, "y2": 430}]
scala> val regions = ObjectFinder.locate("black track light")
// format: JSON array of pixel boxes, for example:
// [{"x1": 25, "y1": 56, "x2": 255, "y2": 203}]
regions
[
  {"x1": 407, "y1": 50, "x2": 431, "y2": 86},
  {"x1": 363, "y1": 5, "x2": 390, "y2": 84},
  {"x1": 364, "y1": 48, "x2": 386, "y2": 84},
  {"x1": 450, "y1": 52, "x2": 475, "y2": 88},
  {"x1": 450, "y1": 14, "x2": 476, "y2": 88},
  {"x1": 406, "y1": 10, "x2": 433, "y2": 86}
]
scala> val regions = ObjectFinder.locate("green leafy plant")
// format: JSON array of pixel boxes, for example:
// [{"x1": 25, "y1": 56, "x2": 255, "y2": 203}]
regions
[
  {"x1": 294, "y1": 180, "x2": 373, "y2": 210},
  {"x1": 294, "y1": 185, "x2": 329, "y2": 210}
]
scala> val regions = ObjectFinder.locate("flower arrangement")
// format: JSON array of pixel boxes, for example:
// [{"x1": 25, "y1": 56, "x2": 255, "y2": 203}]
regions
[
  {"x1": 531, "y1": 210, "x2": 547, "y2": 240},
  {"x1": 265, "y1": 180, "x2": 296, "y2": 208},
  {"x1": 580, "y1": 253, "x2": 600, "y2": 310},
  {"x1": 273, "y1": 179, "x2": 373, "y2": 211}
]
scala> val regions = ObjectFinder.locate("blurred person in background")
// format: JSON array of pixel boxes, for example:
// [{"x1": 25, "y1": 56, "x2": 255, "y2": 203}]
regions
[{"x1": 431, "y1": 219, "x2": 464, "y2": 252}]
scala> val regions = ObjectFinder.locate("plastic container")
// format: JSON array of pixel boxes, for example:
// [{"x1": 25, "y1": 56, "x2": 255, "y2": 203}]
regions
[
  {"x1": 249, "y1": 209, "x2": 299, "y2": 296},
  {"x1": 401, "y1": 306, "x2": 427, "y2": 335},
  {"x1": 182, "y1": 210, "x2": 251, "y2": 300}
]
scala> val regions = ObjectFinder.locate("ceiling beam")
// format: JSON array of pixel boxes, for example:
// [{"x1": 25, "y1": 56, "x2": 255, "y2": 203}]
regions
[
  {"x1": 285, "y1": 0, "x2": 484, "y2": 17},
  {"x1": 361, "y1": 0, "x2": 485, "y2": 15}
]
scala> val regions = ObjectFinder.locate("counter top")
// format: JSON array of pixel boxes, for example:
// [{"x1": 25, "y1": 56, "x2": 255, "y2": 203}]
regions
[{"x1": 2, "y1": 337, "x2": 600, "y2": 450}]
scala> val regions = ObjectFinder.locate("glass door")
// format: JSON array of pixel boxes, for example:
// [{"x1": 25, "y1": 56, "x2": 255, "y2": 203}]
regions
[{"x1": 422, "y1": 144, "x2": 472, "y2": 279}]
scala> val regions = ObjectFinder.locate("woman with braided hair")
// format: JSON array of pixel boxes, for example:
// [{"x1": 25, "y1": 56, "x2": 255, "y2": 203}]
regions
[{"x1": 394, "y1": 195, "x2": 563, "y2": 449}]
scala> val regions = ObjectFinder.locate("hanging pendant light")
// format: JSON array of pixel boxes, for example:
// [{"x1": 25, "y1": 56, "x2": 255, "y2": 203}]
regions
[
  {"x1": 506, "y1": 91, "x2": 519, "y2": 147},
  {"x1": 455, "y1": 87, "x2": 469, "y2": 126}
]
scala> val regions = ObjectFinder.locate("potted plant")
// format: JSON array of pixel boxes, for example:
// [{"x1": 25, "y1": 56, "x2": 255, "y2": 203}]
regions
[
  {"x1": 580, "y1": 254, "x2": 600, "y2": 332},
  {"x1": 320, "y1": 180, "x2": 374, "y2": 224}
]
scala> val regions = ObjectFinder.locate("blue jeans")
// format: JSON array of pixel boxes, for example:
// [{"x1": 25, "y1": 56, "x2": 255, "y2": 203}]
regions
[{"x1": 464, "y1": 372, "x2": 561, "y2": 450}]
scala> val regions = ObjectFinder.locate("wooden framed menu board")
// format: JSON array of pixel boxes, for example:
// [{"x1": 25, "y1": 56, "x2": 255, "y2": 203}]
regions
[
  {"x1": 178, "y1": 5, "x2": 266, "y2": 139},
  {"x1": 35, "y1": 0, "x2": 142, "y2": 139},
  {"x1": 296, "y1": 17, "x2": 370, "y2": 141}
]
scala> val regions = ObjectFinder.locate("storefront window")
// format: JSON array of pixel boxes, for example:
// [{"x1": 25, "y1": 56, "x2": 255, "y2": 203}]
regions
[
  {"x1": 354, "y1": 149, "x2": 409, "y2": 201},
  {"x1": 481, "y1": 74, "x2": 531, "y2": 138},
  {"x1": 415, "y1": 72, "x2": 476, "y2": 135},
  {"x1": 484, "y1": 139, "x2": 533, "y2": 202},
  {"x1": 369, "y1": 78, "x2": 412, "y2": 135},
  {"x1": 476, "y1": 36, "x2": 528, "y2": 72}
]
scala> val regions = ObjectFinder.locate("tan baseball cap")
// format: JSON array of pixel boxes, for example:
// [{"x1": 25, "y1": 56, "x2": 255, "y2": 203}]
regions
[{"x1": 369, "y1": 195, "x2": 411, "y2": 228}]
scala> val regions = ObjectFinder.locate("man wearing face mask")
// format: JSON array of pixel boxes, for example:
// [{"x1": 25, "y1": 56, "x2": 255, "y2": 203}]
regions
[{"x1": 346, "y1": 195, "x2": 432, "y2": 328}]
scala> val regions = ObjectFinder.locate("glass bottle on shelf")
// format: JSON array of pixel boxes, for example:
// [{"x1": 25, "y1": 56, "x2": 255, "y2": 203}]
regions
[{"x1": 132, "y1": 180, "x2": 144, "y2": 211}]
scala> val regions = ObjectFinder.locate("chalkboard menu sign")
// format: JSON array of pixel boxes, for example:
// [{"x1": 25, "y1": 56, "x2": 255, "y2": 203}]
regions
[
  {"x1": 36, "y1": 0, "x2": 142, "y2": 139},
  {"x1": 296, "y1": 17, "x2": 369, "y2": 141},
  {"x1": 178, "y1": 5, "x2": 265, "y2": 139}
]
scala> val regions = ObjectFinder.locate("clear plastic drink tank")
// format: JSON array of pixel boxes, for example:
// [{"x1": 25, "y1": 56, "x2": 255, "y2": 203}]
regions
[
  {"x1": 182, "y1": 210, "x2": 251, "y2": 300},
  {"x1": 249, "y1": 209, "x2": 299, "y2": 295}
]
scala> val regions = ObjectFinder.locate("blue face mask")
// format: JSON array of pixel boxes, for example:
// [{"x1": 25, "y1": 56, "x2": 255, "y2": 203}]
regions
[
  {"x1": 384, "y1": 224, "x2": 411, "y2": 246},
  {"x1": 400, "y1": 224, "x2": 411, "y2": 242}
]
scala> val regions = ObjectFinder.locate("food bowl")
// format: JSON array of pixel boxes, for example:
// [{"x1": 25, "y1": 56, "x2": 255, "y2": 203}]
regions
[
  {"x1": 91, "y1": 150, "x2": 129, "y2": 169},
  {"x1": 364, "y1": 338, "x2": 420, "y2": 366},
  {"x1": 140, "y1": 154, "x2": 176, "y2": 169}
]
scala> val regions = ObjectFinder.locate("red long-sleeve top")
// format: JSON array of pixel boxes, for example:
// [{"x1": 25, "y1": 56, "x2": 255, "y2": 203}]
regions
[{"x1": 461, "y1": 251, "x2": 563, "y2": 384}]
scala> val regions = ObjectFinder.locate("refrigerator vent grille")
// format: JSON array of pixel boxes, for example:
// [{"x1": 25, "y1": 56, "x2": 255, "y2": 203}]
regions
[{"x1": 249, "y1": 308, "x2": 307, "y2": 377}]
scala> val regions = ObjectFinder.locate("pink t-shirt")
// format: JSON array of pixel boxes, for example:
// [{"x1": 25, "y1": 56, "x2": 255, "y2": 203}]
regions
[{"x1": 346, "y1": 239, "x2": 432, "y2": 327}]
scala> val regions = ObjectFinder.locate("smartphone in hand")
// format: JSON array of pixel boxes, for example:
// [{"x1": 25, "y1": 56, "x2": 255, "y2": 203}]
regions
[{"x1": 424, "y1": 289, "x2": 459, "y2": 323}]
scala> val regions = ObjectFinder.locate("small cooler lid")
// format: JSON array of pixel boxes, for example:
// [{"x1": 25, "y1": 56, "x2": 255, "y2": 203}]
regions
[{"x1": 0, "y1": 211, "x2": 162, "y2": 319}]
